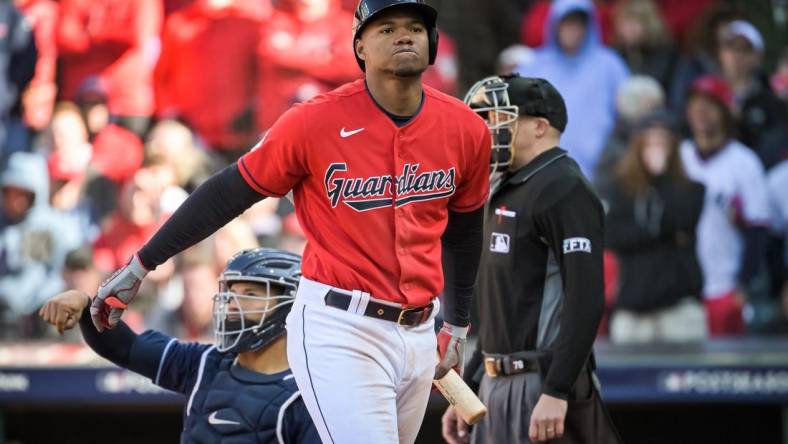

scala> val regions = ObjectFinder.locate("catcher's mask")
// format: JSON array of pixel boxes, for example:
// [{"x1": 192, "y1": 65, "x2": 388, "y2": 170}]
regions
[
  {"x1": 463, "y1": 76, "x2": 519, "y2": 175},
  {"x1": 213, "y1": 248, "x2": 301, "y2": 354}
]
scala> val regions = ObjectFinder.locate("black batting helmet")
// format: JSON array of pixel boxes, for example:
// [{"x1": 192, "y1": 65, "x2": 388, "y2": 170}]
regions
[
  {"x1": 213, "y1": 248, "x2": 301, "y2": 354},
  {"x1": 352, "y1": 0, "x2": 439, "y2": 71}
]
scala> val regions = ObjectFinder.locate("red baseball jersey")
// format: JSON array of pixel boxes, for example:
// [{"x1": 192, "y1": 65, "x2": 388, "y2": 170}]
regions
[{"x1": 239, "y1": 79, "x2": 491, "y2": 307}]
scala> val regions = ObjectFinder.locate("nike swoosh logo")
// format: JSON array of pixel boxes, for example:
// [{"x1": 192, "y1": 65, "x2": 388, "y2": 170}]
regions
[
  {"x1": 340, "y1": 127, "x2": 365, "y2": 138},
  {"x1": 208, "y1": 411, "x2": 241, "y2": 426}
]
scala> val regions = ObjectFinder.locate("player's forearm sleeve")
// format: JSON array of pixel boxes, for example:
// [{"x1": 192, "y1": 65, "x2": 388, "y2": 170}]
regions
[
  {"x1": 538, "y1": 185, "x2": 605, "y2": 400},
  {"x1": 137, "y1": 164, "x2": 263, "y2": 269},
  {"x1": 79, "y1": 307, "x2": 137, "y2": 368},
  {"x1": 441, "y1": 207, "x2": 484, "y2": 327}
]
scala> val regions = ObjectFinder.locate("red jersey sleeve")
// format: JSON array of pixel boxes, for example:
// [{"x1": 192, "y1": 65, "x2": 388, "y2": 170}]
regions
[
  {"x1": 238, "y1": 105, "x2": 309, "y2": 197},
  {"x1": 448, "y1": 122, "x2": 491, "y2": 212}
]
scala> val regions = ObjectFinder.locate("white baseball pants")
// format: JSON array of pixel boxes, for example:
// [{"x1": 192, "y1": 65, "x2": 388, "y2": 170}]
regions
[{"x1": 286, "y1": 277, "x2": 437, "y2": 444}]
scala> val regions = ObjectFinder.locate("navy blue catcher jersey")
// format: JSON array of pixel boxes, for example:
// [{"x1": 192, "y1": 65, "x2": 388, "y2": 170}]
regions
[{"x1": 126, "y1": 330, "x2": 320, "y2": 444}]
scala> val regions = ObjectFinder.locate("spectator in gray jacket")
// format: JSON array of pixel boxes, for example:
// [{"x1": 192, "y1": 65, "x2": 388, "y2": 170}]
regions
[{"x1": 0, "y1": 151, "x2": 82, "y2": 337}]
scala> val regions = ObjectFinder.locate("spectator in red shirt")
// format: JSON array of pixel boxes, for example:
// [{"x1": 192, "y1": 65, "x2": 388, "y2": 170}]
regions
[
  {"x1": 56, "y1": 0, "x2": 163, "y2": 136},
  {"x1": 90, "y1": 123, "x2": 144, "y2": 184},
  {"x1": 155, "y1": 0, "x2": 264, "y2": 161},
  {"x1": 655, "y1": 0, "x2": 717, "y2": 45},
  {"x1": 16, "y1": 0, "x2": 58, "y2": 133},
  {"x1": 256, "y1": 0, "x2": 359, "y2": 131}
]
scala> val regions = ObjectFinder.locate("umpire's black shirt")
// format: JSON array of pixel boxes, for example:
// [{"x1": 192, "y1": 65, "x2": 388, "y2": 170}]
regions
[{"x1": 477, "y1": 147, "x2": 605, "y2": 400}]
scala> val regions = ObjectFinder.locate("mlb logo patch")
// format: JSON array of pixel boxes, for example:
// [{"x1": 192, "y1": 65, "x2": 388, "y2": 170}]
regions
[
  {"x1": 563, "y1": 237, "x2": 591, "y2": 254},
  {"x1": 490, "y1": 232, "x2": 510, "y2": 254}
]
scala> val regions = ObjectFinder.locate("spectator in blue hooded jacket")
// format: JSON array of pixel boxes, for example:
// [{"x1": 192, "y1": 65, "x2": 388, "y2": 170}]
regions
[
  {"x1": 515, "y1": 0, "x2": 630, "y2": 180},
  {"x1": 0, "y1": 151, "x2": 83, "y2": 337}
]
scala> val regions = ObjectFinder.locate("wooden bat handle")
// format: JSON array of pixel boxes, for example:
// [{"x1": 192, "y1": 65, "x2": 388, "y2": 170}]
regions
[{"x1": 433, "y1": 369, "x2": 488, "y2": 425}]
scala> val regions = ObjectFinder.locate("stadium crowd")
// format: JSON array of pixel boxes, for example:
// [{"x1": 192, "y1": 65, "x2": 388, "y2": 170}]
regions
[{"x1": 0, "y1": 0, "x2": 787, "y2": 345}]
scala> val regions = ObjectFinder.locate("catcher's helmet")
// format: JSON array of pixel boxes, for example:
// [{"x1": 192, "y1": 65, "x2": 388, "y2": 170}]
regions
[
  {"x1": 213, "y1": 248, "x2": 301, "y2": 354},
  {"x1": 352, "y1": 0, "x2": 439, "y2": 71}
]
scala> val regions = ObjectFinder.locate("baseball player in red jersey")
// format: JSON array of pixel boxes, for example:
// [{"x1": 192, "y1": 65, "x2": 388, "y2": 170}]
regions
[{"x1": 89, "y1": 0, "x2": 491, "y2": 442}]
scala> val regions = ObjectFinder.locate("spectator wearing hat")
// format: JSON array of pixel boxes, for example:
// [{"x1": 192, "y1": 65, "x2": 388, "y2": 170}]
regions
[
  {"x1": 73, "y1": 77, "x2": 111, "y2": 141},
  {"x1": 515, "y1": 0, "x2": 630, "y2": 180},
  {"x1": 603, "y1": 110, "x2": 707, "y2": 343},
  {"x1": 718, "y1": 19, "x2": 787, "y2": 155},
  {"x1": 680, "y1": 74, "x2": 771, "y2": 336},
  {"x1": 669, "y1": 4, "x2": 739, "y2": 116}
]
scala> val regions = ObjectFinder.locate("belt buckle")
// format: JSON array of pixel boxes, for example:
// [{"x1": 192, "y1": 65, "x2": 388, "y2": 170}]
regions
[
  {"x1": 397, "y1": 306, "x2": 429, "y2": 326},
  {"x1": 484, "y1": 357, "x2": 501, "y2": 378}
]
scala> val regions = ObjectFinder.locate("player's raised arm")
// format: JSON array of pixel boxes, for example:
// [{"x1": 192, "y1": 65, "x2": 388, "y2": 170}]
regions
[
  {"x1": 92, "y1": 100, "x2": 310, "y2": 332},
  {"x1": 90, "y1": 163, "x2": 264, "y2": 331}
]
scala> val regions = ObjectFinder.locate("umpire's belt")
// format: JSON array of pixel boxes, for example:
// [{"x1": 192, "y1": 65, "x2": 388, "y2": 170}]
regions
[
  {"x1": 324, "y1": 290, "x2": 434, "y2": 327},
  {"x1": 483, "y1": 351, "x2": 542, "y2": 378}
]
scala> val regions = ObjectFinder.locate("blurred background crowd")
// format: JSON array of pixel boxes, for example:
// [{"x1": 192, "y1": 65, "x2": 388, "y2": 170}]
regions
[{"x1": 1, "y1": 0, "x2": 787, "y2": 346}]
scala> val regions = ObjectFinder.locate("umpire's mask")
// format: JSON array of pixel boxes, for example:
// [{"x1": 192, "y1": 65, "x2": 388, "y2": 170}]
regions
[{"x1": 464, "y1": 76, "x2": 519, "y2": 176}]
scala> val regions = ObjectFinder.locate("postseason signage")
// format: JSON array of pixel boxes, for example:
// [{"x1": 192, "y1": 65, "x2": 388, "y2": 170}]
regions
[
  {"x1": 2, "y1": 365, "x2": 788, "y2": 406},
  {"x1": 597, "y1": 366, "x2": 788, "y2": 404},
  {"x1": 0, "y1": 368, "x2": 182, "y2": 406}
]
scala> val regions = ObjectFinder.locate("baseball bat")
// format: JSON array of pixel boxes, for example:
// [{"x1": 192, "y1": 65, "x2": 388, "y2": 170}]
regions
[{"x1": 433, "y1": 369, "x2": 487, "y2": 425}]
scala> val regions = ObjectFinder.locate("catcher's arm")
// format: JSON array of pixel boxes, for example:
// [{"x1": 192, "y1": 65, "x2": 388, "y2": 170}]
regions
[{"x1": 40, "y1": 290, "x2": 138, "y2": 368}]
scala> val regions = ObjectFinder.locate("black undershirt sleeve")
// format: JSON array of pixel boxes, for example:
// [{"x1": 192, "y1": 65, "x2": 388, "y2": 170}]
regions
[
  {"x1": 441, "y1": 207, "x2": 484, "y2": 327},
  {"x1": 137, "y1": 164, "x2": 264, "y2": 270},
  {"x1": 79, "y1": 307, "x2": 137, "y2": 368},
  {"x1": 536, "y1": 183, "x2": 605, "y2": 400}
]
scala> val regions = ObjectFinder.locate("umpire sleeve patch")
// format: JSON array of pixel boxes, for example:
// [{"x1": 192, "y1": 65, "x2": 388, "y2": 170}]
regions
[{"x1": 562, "y1": 237, "x2": 591, "y2": 254}]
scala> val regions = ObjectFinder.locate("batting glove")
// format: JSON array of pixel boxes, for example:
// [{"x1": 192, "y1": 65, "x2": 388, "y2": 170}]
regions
[
  {"x1": 435, "y1": 322, "x2": 469, "y2": 380},
  {"x1": 91, "y1": 254, "x2": 148, "y2": 332}
]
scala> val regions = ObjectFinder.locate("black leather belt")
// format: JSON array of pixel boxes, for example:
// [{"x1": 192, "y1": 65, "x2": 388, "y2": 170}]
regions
[
  {"x1": 324, "y1": 290, "x2": 433, "y2": 327},
  {"x1": 483, "y1": 352, "x2": 540, "y2": 378}
]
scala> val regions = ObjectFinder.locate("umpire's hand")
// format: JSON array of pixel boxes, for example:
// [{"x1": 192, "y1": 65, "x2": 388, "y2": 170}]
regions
[
  {"x1": 91, "y1": 255, "x2": 148, "y2": 332},
  {"x1": 529, "y1": 394, "x2": 568, "y2": 442},
  {"x1": 441, "y1": 406, "x2": 470, "y2": 444}
]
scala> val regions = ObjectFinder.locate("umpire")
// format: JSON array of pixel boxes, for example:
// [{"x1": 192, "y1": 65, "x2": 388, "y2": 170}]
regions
[{"x1": 443, "y1": 75, "x2": 621, "y2": 444}]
